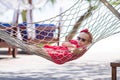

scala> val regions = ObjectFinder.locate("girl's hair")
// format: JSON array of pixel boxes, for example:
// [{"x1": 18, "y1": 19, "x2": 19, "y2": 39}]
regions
[{"x1": 80, "y1": 29, "x2": 93, "y2": 43}]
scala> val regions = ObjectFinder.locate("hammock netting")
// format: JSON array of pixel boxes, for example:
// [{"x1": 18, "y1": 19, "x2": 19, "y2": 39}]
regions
[{"x1": 0, "y1": 0, "x2": 120, "y2": 63}]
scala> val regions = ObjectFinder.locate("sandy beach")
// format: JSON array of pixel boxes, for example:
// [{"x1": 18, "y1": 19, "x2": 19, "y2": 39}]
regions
[
  {"x1": 0, "y1": 34, "x2": 120, "y2": 80},
  {"x1": 0, "y1": 0, "x2": 120, "y2": 80},
  {"x1": 0, "y1": 51, "x2": 119, "y2": 80}
]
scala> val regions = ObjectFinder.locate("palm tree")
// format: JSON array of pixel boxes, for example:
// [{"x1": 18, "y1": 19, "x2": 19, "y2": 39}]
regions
[
  {"x1": 21, "y1": 0, "x2": 56, "y2": 22},
  {"x1": 66, "y1": 0, "x2": 97, "y2": 40}
]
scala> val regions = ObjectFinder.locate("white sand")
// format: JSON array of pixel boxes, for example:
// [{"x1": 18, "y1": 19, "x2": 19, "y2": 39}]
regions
[
  {"x1": 0, "y1": 34, "x2": 120, "y2": 80},
  {"x1": 0, "y1": 54, "x2": 118, "y2": 80}
]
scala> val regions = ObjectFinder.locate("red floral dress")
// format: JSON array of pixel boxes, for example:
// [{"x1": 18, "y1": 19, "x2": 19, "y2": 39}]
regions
[{"x1": 43, "y1": 40, "x2": 87, "y2": 64}]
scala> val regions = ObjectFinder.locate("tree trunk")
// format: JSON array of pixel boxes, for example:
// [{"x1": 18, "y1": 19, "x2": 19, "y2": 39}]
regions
[
  {"x1": 66, "y1": 6, "x2": 94, "y2": 41},
  {"x1": 26, "y1": 0, "x2": 36, "y2": 39}
]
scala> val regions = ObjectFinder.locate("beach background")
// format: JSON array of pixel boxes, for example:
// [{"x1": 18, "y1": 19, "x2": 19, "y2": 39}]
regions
[
  {"x1": 0, "y1": 0, "x2": 120, "y2": 80},
  {"x1": 0, "y1": 33, "x2": 120, "y2": 80}
]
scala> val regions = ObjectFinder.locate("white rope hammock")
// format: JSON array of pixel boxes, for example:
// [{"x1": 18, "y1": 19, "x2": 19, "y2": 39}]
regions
[{"x1": 0, "y1": 0, "x2": 120, "y2": 64}]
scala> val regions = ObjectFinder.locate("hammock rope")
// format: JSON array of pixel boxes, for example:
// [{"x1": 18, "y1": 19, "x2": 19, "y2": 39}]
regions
[{"x1": 0, "y1": 0, "x2": 120, "y2": 63}]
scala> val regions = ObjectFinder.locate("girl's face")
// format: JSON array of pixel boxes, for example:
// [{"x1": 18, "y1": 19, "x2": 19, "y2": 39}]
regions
[{"x1": 77, "y1": 32, "x2": 91, "y2": 46}]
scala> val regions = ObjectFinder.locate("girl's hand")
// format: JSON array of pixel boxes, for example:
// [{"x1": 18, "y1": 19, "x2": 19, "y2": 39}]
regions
[{"x1": 72, "y1": 47, "x2": 85, "y2": 55}]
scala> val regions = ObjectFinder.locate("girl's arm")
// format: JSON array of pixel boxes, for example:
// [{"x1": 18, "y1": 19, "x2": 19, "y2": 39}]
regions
[
  {"x1": 72, "y1": 48, "x2": 85, "y2": 54},
  {"x1": 62, "y1": 42, "x2": 75, "y2": 48},
  {"x1": 62, "y1": 41, "x2": 86, "y2": 55}
]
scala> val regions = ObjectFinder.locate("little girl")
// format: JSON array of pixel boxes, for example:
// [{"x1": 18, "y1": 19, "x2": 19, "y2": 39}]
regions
[{"x1": 43, "y1": 29, "x2": 93, "y2": 64}]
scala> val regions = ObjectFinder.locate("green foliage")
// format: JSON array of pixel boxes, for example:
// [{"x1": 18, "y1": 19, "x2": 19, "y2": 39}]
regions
[
  {"x1": 87, "y1": 0, "x2": 91, "y2": 2},
  {"x1": 50, "y1": 0, "x2": 56, "y2": 4},
  {"x1": 21, "y1": 10, "x2": 27, "y2": 22},
  {"x1": 110, "y1": 0, "x2": 120, "y2": 6},
  {"x1": 47, "y1": 0, "x2": 56, "y2": 5}
]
